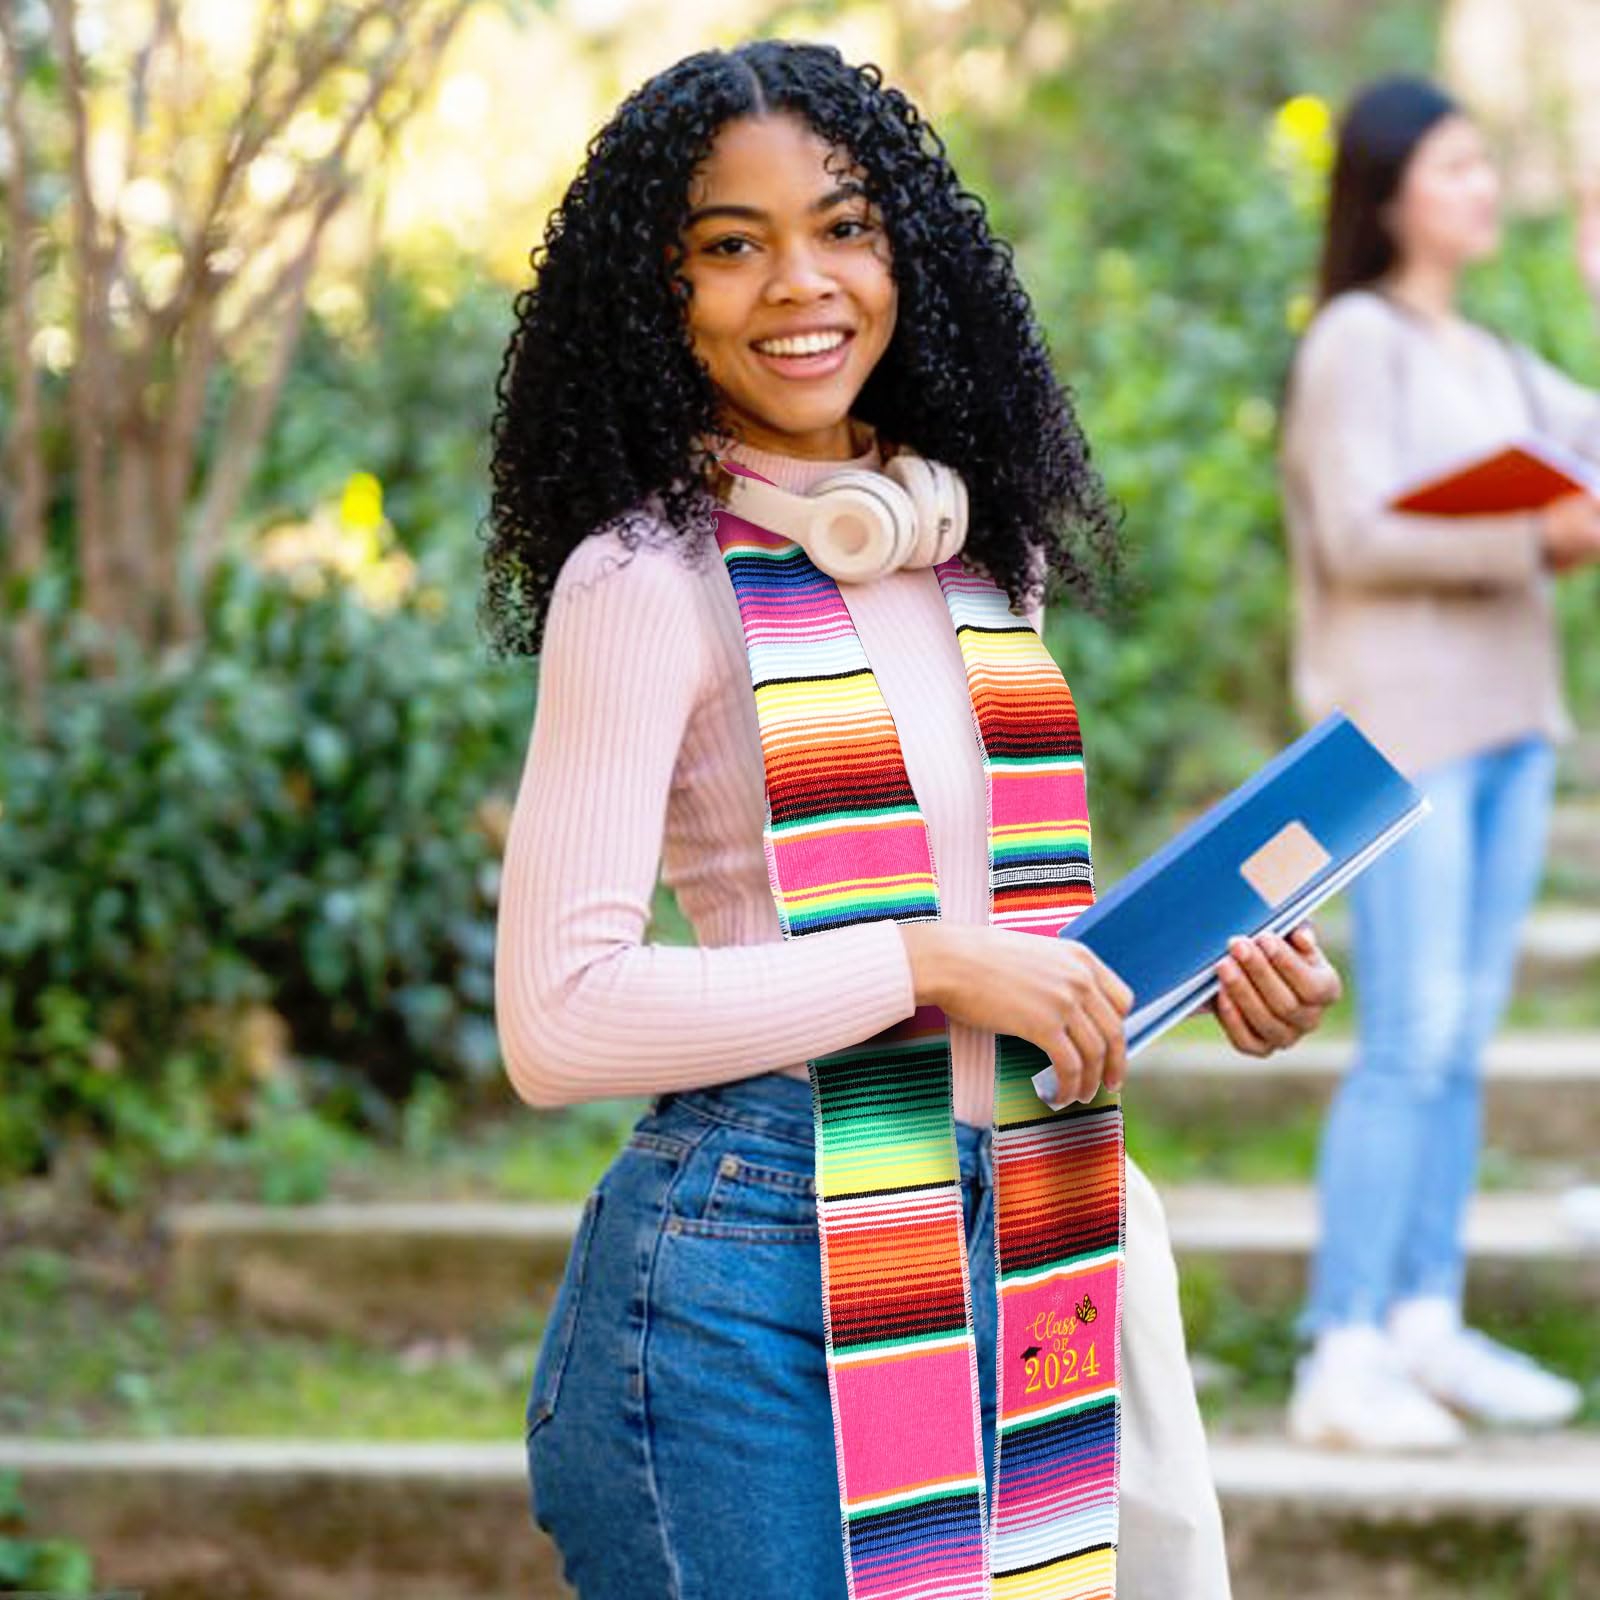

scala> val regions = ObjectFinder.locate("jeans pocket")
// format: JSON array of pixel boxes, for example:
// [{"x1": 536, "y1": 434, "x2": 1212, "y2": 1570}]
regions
[
  {"x1": 526, "y1": 1190, "x2": 604, "y2": 1441},
  {"x1": 681, "y1": 1150, "x2": 818, "y2": 1240}
]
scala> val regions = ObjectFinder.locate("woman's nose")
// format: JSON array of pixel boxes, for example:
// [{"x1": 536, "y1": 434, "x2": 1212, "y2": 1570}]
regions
[{"x1": 762, "y1": 240, "x2": 838, "y2": 302}]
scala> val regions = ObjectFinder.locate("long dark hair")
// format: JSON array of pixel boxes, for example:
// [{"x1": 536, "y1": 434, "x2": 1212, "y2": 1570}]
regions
[
  {"x1": 482, "y1": 39, "x2": 1121, "y2": 658},
  {"x1": 1318, "y1": 75, "x2": 1460, "y2": 304}
]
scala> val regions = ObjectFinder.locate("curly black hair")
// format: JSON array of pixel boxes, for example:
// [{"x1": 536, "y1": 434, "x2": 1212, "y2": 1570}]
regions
[{"x1": 482, "y1": 39, "x2": 1121, "y2": 658}]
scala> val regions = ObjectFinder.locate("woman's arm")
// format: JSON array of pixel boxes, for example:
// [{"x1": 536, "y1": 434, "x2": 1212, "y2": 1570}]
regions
[
  {"x1": 1287, "y1": 296, "x2": 1545, "y2": 589},
  {"x1": 494, "y1": 534, "x2": 916, "y2": 1109},
  {"x1": 1519, "y1": 344, "x2": 1600, "y2": 462}
]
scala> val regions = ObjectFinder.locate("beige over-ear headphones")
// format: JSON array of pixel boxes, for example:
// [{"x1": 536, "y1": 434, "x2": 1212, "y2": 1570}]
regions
[{"x1": 709, "y1": 450, "x2": 969, "y2": 584}]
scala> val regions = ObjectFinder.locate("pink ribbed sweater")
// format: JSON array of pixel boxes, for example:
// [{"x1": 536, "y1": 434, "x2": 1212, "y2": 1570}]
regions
[{"x1": 494, "y1": 436, "x2": 1051, "y2": 1128}]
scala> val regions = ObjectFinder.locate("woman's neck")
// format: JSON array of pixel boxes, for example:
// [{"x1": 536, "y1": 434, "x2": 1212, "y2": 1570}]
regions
[
  {"x1": 712, "y1": 413, "x2": 874, "y2": 463},
  {"x1": 709, "y1": 417, "x2": 882, "y2": 495},
  {"x1": 1378, "y1": 257, "x2": 1461, "y2": 328}
]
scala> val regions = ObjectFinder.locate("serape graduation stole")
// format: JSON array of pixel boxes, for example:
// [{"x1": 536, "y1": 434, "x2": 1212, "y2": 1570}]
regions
[{"x1": 711, "y1": 467, "x2": 1127, "y2": 1600}]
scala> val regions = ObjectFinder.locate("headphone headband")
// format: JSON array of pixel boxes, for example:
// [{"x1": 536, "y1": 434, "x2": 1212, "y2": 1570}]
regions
[{"x1": 708, "y1": 452, "x2": 968, "y2": 584}]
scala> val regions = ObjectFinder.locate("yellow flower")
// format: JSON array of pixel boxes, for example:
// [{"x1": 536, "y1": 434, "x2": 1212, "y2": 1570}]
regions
[
  {"x1": 1270, "y1": 94, "x2": 1335, "y2": 179},
  {"x1": 340, "y1": 471, "x2": 385, "y2": 533},
  {"x1": 1276, "y1": 95, "x2": 1330, "y2": 147}
]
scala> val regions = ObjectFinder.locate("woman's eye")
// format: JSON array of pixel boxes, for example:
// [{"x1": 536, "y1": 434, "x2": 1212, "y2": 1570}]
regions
[
  {"x1": 704, "y1": 235, "x2": 755, "y2": 258},
  {"x1": 831, "y1": 217, "x2": 875, "y2": 240}
]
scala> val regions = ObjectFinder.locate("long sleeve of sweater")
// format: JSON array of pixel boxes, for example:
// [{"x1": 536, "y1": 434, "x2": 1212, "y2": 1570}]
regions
[
  {"x1": 1519, "y1": 341, "x2": 1600, "y2": 461},
  {"x1": 493, "y1": 531, "x2": 918, "y2": 1110}
]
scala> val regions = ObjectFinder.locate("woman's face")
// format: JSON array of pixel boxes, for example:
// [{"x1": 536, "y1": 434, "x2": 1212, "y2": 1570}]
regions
[
  {"x1": 677, "y1": 112, "x2": 898, "y2": 459},
  {"x1": 1387, "y1": 113, "x2": 1501, "y2": 271}
]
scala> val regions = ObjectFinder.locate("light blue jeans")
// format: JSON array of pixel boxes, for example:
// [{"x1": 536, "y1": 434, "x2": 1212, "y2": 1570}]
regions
[{"x1": 1304, "y1": 733, "x2": 1556, "y2": 1332}]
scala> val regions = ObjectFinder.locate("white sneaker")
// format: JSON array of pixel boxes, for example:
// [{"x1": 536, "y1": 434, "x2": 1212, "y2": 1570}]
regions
[
  {"x1": 1562, "y1": 1185, "x2": 1600, "y2": 1243},
  {"x1": 1287, "y1": 1323, "x2": 1465, "y2": 1451},
  {"x1": 1388, "y1": 1295, "x2": 1582, "y2": 1429}
]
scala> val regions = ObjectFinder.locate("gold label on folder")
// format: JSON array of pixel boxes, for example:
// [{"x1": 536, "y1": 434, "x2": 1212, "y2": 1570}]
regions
[{"x1": 1239, "y1": 820, "x2": 1331, "y2": 907}]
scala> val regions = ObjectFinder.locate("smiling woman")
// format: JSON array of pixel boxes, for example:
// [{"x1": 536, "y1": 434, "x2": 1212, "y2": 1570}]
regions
[{"x1": 485, "y1": 37, "x2": 1330, "y2": 1600}]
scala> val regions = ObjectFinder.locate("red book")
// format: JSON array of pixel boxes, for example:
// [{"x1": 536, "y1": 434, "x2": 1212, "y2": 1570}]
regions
[{"x1": 1389, "y1": 435, "x2": 1600, "y2": 516}]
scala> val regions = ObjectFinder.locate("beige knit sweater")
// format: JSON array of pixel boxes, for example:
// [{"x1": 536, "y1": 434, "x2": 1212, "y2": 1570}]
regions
[{"x1": 1279, "y1": 287, "x2": 1600, "y2": 776}]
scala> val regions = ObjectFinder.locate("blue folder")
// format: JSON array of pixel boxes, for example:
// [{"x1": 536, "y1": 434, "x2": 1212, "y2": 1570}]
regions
[{"x1": 1041, "y1": 712, "x2": 1428, "y2": 1095}]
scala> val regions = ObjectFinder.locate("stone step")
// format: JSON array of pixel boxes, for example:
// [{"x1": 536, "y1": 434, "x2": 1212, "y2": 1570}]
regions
[
  {"x1": 1136, "y1": 1031, "x2": 1600, "y2": 1159},
  {"x1": 0, "y1": 1438, "x2": 562, "y2": 1600},
  {"x1": 1561, "y1": 734, "x2": 1600, "y2": 796},
  {"x1": 1550, "y1": 802, "x2": 1600, "y2": 882},
  {"x1": 166, "y1": 1187, "x2": 1600, "y2": 1339},
  {"x1": 1315, "y1": 904, "x2": 1600, "y2": 990},
  {"x1": 1213, "y1": 1431, "x2": 1600, "y2": 1597},
  {"x1": 166, "y1": 1200, "x2": 580, "y2": 1338},
  {"x1": 5, "y1": 1434, "x2": 1598, "y2": 1599},
  {"x1": 1162, "y1": 1184, "x2": 1600, "y2": 1310}
]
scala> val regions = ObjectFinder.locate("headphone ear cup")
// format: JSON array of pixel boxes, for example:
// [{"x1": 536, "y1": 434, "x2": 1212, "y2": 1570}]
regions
[
  {"x1": 885, "y1": 454, "x2": 942, "y2": 567},
  {"x1": 887, "y1": 455, "x2": 969, "y2": 566},
  {"x1": 935, "y1": 466, "x2": 969, "y2": 564},
  {"x1": 804, "y1": 469, "x2": 917, "y2": 582}
]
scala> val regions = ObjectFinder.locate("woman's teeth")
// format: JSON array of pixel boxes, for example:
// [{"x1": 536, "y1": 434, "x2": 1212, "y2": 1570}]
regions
[{"x1": 753, "y1": 331, "x2": 848, "y2": 357}]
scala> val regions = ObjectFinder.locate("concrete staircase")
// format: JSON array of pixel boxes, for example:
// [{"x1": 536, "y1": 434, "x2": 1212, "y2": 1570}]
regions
[
  {"x1": 8, "y1": 749, "x2": 1598, "y2": 1597},
  {"x1": 5, "y1": 1432, "x2": 1600, "y2": 1599}
]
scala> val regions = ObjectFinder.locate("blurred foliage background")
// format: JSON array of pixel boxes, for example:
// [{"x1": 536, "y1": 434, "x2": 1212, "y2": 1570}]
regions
[{"x1": 3, "y1": 0, "x2": 1598, "y2": 1202}]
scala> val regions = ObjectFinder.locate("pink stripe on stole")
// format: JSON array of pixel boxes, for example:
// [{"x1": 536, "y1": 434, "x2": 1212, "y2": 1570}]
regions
[
  {"x1": 832, "y1": 1342, "x2": 981, "y2": 1503},
  {"x1": 991, "y1": 766, "x2": 1087, "y2": 827},
  {"x1": 772, "y1": 821, "x2": 932, "y2": 883},
  {"x1": 998, "y1": 1259, "x2": 1121, "y2": 1426},
  {"x1": 717, "y1": 518, "x2": 789, "y2": 551},
  {"x1": 739, "y1": 589, "x2": 850, "y2": 621}
]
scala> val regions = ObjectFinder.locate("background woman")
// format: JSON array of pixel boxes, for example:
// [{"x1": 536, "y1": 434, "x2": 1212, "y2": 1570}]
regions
[
  {"x1": 1281, "y1": 73, "x2": 1600, "y2": 1452},
  {"x1": 489, "y1": 40, "x2": 1339, "y2": 1595}
]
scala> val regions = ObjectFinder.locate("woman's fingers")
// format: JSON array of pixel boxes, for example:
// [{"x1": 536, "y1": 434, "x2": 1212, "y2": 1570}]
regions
[
  {"x1": 1062, "y1": 1001, "x2": 1110, "y2": 1102},
  {"x1": 1218, "y1": 940, "x2": 1301, "y2": 1050},
  {"x1": 1282, "y1": 925, "x2": 1344, "y2": 1006},
  {"x1": 1077, "y1": 978, "x2": 1129, "y2": 1095},
  {"x1": 1213, "y1": 925, "x2": 1343, "y2": 1058},
  {"x1": 1042, "y1": 1036, "x2": 1087, "y2": 1105},
  {"x1": 1213, "y1": 980, "x2": 1272, "y2": 1056}
]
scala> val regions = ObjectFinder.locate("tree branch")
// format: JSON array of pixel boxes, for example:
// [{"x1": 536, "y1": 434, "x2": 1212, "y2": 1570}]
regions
[
  {"x1": 0, "y1": 4, "x2": 50, "y2": 725},
  {"x1": 48, "y1": 0, "x2": 121, "y2": 648}
]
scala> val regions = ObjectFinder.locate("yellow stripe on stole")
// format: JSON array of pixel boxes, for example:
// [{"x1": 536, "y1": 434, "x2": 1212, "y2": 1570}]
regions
[
  {"x1": 784, "y1": 871, "x2": 936, "y2": 909},
  {"x1": 754, "y1": 676, "x2": 888, "y2": 718},
  {"x1": 992, "y1": 1546, "x2": 1116, "y2": 1600}
]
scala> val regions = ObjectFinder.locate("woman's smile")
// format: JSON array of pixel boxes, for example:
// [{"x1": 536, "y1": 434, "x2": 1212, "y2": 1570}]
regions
[{"x1": 748, "y1": 324, "x2": 857, "y2": 379}]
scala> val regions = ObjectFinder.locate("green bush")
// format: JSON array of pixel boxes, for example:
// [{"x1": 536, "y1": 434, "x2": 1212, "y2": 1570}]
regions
[{"x1": 0, "y1": 550, "x2": 531, "y2": 1194}]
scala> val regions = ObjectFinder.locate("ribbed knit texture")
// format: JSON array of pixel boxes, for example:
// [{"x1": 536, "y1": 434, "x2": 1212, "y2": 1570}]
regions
[{"x1": 495, "y1": 435, "x2": 1045, "y2": 1126}]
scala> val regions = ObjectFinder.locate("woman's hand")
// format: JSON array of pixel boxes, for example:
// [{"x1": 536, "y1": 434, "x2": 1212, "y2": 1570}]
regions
[
  {"x1": 900, "y1": 924, "x2": 1132, "y2": 1104},
  {"x1": 1211, "y1": 924, "x2": 1341, "y2": 1057},
  {"x1": 1541, "y1": 492, "x2": 1600, "y2": 574}
]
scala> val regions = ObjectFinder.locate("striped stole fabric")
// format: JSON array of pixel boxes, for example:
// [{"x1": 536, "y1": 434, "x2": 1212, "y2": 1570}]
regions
[{"x1": 712, "y1": 466, "x2": 1127, "y2": 1600}]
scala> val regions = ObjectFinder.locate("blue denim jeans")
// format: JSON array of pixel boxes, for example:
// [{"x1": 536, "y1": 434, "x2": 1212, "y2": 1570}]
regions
[
  {"x1": 1304, "y1": 733, "x2": 1556, "y2": 1332},
  {"x1": 524, "y1": 1071, "x2": 997, "y2": 1598}
]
